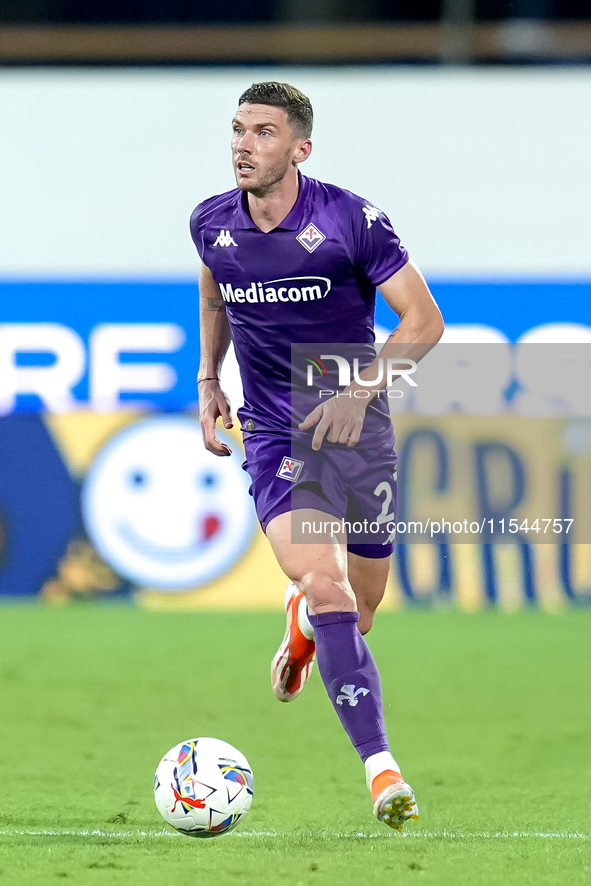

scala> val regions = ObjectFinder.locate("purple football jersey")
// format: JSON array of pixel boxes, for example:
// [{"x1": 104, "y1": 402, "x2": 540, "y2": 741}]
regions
[{"x1": 190, "y1": 172, "x2": 408, "y2": 442}]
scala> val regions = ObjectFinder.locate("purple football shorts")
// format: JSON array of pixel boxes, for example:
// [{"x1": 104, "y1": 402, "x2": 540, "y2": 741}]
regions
[{"x1": 242, "y1": 431, "x2": 397, "y2": 559}]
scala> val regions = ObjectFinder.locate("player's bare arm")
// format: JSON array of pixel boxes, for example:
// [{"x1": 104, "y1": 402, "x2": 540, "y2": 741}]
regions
[
  {"x1": 198, "y1": 262, "x2": 234, "y2": 457},
  {"x1": 376, "y1": 259, "x2": 444, "y2": 358},
  {"x1": 300, "y1": 260, "x2": 444, "y2": 450}
]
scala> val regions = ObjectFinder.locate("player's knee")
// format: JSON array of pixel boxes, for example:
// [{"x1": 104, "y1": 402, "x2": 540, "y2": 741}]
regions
[{"x1": 300, "y1": 571, "x2": 356, "y2": 614}]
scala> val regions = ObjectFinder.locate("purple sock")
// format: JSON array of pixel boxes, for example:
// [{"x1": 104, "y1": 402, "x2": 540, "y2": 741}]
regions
[{"x1": 308, "y1": 610, "x2": 389, "y2": 762}]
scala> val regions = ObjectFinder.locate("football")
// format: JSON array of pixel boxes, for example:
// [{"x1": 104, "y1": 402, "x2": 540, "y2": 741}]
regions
[{"x1": 153, "y1": 737, "x2": 254, "y2": 838}]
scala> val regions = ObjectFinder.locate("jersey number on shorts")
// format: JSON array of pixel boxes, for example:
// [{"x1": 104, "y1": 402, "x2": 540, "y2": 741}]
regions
[{"x1": 373, "y1": 480, "x2": 395, "y2": 525}]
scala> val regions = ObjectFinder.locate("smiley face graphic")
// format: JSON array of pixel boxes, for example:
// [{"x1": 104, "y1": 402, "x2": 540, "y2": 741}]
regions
[{"x1": 81, "y1": 416, "x2": 255, "y2": 589}]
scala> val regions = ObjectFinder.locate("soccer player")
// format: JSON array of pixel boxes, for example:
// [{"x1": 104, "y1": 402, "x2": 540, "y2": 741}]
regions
[{"x1": 192, "y1": 82, "x2": 443, "y2": 829}]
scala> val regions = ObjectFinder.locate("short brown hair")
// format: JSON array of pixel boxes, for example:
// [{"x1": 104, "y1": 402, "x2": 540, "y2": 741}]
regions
[{"x1": 238, "y1": 81, "x2": 313, "y2": 139}]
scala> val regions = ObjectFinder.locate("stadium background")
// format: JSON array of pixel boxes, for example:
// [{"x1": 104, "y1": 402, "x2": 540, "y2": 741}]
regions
[{"x1": 1, "y1": 7, "x2": 591, "y2": 611}]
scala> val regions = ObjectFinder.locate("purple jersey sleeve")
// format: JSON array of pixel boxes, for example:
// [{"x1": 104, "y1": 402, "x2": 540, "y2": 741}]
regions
[
  {"x1": 189, "y1": 196, "x2": 215, "y2": 263},
  {"x1": 350, "y1": 200, "x2": 408, "y2": 287},
  {"x1": 190, "y1": 214, "x2": 204, "y2": 261}
]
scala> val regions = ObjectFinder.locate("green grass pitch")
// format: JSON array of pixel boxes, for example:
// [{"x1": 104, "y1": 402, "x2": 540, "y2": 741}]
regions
[{"x1": 0, "y1": 605, "x2": 590, "y2": 885}]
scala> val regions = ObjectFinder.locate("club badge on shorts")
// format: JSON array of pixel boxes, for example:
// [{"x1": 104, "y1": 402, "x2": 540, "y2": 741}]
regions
[{"x1": 276, "y1": 456, "x2": 304, "y2": 482}]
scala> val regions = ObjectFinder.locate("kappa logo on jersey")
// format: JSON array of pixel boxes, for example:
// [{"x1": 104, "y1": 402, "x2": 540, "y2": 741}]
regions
[
  {"x1": 296, "y1": 223, "x2": 326, "y2": 253},
  {"x1": 362, "y1": 205, "x2": 382, "y2": 229},
  {"x1": 213, "y1": 229, "x2": 238, "y2": 247},
  {"x1": 276, "y1": 456, "x2": 304, "y2": 482}
]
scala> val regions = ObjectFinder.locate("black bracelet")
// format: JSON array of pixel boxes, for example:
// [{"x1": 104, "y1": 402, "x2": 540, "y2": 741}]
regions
[{"x1": 197, "y1": 377, "x2": 219, "y2": 383}]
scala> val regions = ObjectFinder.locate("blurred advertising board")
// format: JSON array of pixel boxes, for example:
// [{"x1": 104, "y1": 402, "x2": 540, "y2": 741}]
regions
[
  {"x1": 1, "y1": 279, "x2": 591, "y2": 608},
  {"x1": 0, "y1": 409, "x2": 590, "y2": 610},
  {"x1": 0, "y1": 410, "x2": 285, "y2": 608},
  {"x1": 2, "y1": 279, "x2": 591, "y2": 414}
]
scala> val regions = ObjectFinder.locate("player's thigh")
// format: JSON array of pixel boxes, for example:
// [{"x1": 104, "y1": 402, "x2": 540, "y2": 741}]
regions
[
  {"x1": 265, "y1": 509, "x2": 356, "y2": 614},
  {"x1": 347, "y1": 551, "x2": 390, "y2": 634}
]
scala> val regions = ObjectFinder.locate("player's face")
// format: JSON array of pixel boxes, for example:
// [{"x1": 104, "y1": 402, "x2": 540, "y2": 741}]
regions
[{"x1": 231, "y1": 104, "x2": 308, "y2": 195}]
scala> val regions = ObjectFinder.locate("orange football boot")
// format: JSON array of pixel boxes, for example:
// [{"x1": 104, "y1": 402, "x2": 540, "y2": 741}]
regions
[
  {"x1": 371, "y1": 770, "x2": 419, "y2": 830},
  {"x1": 271, "y1": 584, "x2": 316, "y2": 702}
]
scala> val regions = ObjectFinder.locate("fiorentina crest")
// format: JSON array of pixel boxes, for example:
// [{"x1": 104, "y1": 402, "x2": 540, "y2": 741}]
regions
[
  {"x1": 297, "y1": 223, "x2": 326, "y2": 253},
  {"x1": 276, "y1": 456, "x2": 304, "y2": 482}
]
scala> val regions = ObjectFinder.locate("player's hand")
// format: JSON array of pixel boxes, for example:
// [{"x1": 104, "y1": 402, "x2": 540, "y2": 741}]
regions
[
  {"x1": 299, "y1": 395, "x2": 367, "y2": 451},
  {"x1": 198, "y1": 379, "x2": 233, "y2": 456}
]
